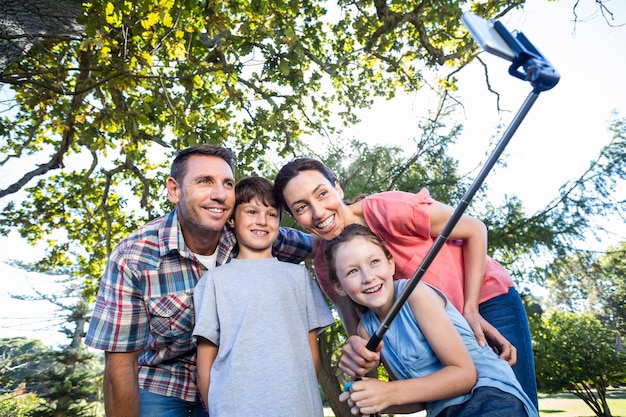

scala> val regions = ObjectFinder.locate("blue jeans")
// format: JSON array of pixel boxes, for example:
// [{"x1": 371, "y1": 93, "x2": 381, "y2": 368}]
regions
[
  {"x1": 140, "y1": 389, "x2": 208, "y2": 417},
  {"x1": 438, "y1": 386, "x2": 528, "y2": 417},
  {"x1": 479, "y1": 287, "x2": 539, "y2": 409}
]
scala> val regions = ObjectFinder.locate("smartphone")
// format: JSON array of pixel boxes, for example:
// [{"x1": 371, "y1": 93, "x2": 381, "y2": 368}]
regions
[{"x1": 461, "y1": 12, "x2": 516, "y2": 61}]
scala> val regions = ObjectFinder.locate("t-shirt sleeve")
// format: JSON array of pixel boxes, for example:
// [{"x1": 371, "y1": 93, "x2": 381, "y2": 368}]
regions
[
  {"x1": 364, "y1": 189, "x2": 433, "y2": 240},
  {"x1": 304, "y1": 269, "x2": 334, "y2": 334},
  {"x1": 192, "y1": 272, "x2": 220, "y2": 345}
]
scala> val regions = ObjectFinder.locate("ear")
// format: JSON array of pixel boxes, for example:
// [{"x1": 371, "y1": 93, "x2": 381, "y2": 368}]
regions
[
  {"x1": 389, "y1": 256, "x2": 396, "y2": 275},
  {"x1": 333, "y1": 179, "x2": 344, "y2": 199},
  {"x1": 331, "y1": 281, "x2": 346, "y2": 297},
  {"x1": 227, "y1": 217, "x2": 235, "y2": 228},
  {"x1": 166, "y1": 177, "x2": 180, "y2": 204}
]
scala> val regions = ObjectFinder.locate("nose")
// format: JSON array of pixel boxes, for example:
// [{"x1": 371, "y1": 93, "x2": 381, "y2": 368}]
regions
[
  {"x1": 256, "y1": 214, "x2": 268, "y2": 225},
  {"x1": 309, "y1": 201, "x2": 324, "y2": 220},
  {"x1": 210, "y1": 182, "x2": 227, "y2": 202},
  {"x1": 360, "y1": 268, "x2": 374, "y2": 284}
]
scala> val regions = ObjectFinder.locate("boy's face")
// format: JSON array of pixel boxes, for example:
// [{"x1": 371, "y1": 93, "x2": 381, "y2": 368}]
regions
[{"x1": 230, "y1": 197, "x2": 280, "y2": 258}]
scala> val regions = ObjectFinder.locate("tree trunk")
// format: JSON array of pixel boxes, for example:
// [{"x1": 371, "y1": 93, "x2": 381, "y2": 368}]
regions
[
  {"x1": 0, "y1": 0, "x2": 84, "y2": 71},
  {"x1": 318, "y1": 325, "x2": 352, "y2": 417}
]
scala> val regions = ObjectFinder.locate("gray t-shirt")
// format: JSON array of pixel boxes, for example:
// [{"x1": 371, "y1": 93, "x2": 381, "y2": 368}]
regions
[{"x1": 193, "y1": 257, "x2": 334, "y2": 417}]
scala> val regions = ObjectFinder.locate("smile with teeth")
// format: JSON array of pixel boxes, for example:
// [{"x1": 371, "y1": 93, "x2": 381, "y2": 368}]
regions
[
  {"x1": 316, "y1": 215, "x2": 334, "y2": 230},
  {"x1": 251, "y1": 230, "x2": 268, "y2": 236},
  {"x1": 363, "y1": 284, "x2": 382, "y2": 294},
  {"x1": 206, "y1": 207, "x2": 226, "y2": 213}
]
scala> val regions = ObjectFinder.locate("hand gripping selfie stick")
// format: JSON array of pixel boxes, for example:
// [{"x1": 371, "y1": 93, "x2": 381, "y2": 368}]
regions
[{"x1": 364, "y1": 13, "x2": 560, "y2": 351}]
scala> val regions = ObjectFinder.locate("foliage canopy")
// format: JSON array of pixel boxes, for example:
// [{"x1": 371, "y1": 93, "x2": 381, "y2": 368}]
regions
[{"x1": 0, "y1": 0, "x2": 526, "y2": 295}]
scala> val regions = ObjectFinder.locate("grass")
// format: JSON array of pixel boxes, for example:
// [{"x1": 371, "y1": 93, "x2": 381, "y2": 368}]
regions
[
  {"x1": 538, "y1": 387, "x2": 626, "y2": 417},
  {"x1": 323, "y1": 387, "x2": 626, "y2": 417}
]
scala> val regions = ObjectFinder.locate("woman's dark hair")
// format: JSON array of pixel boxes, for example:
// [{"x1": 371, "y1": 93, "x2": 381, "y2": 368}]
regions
[
  {"x1": 274, "y1": 157, "x2": 338, "y2": 215},
  {"x1": 234, "y1": 176, "x2": 281, "y2": 221},
  {"x1": 324, "y1": 223, "x2": 392, "y2": 289},
  {"x1": 170, "y1": 144, "x2": 236, "y2": 182}
]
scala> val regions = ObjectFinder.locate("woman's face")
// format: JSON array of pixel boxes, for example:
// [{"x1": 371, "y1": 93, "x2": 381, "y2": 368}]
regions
[
  {"x1": 331, "y1": 237, "x2": 395, "y2": 315},
  {"x1": 281, "y1": 169, "x2": 347, "y2": 240}
]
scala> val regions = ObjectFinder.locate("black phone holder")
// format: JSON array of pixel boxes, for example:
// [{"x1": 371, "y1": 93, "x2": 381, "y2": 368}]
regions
[{"x1": 493, "y1": 21, "x2": 560, "y2": 92}]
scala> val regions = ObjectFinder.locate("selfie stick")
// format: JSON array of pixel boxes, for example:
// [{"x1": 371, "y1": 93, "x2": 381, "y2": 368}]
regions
[{"x1": 364, "y1": 13, "x2": 560, "y2": 352}]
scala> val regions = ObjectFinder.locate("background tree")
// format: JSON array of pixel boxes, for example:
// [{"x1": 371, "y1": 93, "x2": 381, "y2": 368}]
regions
[
  {"x1": 545, "y1": 242, "x2": 626, "y2": 345},
  {"x1": 0, "y1": 336, "x2": 102, "y2": 417},
  {"x1": 0, "y1": 0, "x2": 525, "y2": 296},
  {"x1": 599, "y1": 243, "x2": 626, "y2": 342},
  {"x1": 0, "y1": 338, "x2": 51, "y2": 395},
  {"x1": 533, "y1": 309, "x2": 626, "y2": 417},
  {"x1": 0, "y1": 263, "x2": 103, "y2": 417}
]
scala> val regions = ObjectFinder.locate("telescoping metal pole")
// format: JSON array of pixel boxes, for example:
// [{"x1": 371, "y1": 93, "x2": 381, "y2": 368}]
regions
[
  {"x1": 364, "y1": 12, "x2": 560, "y2": 352},
  {"x1": 366, "y1": 89, "x2": 539, "y2": 350}
]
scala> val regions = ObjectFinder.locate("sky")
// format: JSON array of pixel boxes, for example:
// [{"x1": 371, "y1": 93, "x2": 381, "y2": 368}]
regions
[
  {"x1": 345, "y1": 0, "x2": 626, "y2": 221},
  {"x1": 1, "y1": 0, "x2": 625, "y2": 348}
]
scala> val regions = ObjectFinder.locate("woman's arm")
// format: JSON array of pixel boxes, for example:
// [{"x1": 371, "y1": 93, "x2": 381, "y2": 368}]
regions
[
  {"x1": 427, "y1": 200, "x2": 486, "y2": 319},
  {"x1": 427, "y1": 200, "x2": 515, "y2": 363}
]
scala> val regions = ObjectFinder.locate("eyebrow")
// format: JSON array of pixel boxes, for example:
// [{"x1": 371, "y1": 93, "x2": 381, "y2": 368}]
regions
[
  {"x1": 194, "y1": 174, "x2": 235, "y2": 183},
  {"x1": 289, "y1": 183, "x2": 327, "y2": 209}
]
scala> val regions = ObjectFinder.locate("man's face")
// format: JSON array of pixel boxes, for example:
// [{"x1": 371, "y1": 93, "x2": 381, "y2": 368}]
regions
[{"x1": 168, "y1": 154, "x2": 236, "y2": 235}]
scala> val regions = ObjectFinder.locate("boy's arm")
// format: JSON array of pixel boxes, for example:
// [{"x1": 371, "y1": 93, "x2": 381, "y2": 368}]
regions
[
  {"x1": 196, "y1": 337, "x2": 218, "y2": 411},
  {"x1": 308, "y1": 330, "x2": 321, "y2": 377}
]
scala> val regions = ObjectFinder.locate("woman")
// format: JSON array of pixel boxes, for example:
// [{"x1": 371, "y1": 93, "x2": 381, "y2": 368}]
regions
[{"x1": 274, "y1": 157, "x2": 538, "y2": 408}]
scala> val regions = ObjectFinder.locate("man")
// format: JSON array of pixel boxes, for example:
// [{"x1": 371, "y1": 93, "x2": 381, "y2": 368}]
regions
[{"x1": 85, "y1": 145, "x2": 313, "y2": 417}]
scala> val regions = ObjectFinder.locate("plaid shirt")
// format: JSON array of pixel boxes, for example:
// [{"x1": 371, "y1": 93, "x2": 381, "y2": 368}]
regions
[{"x1": 85, "y1": 209, "x2": 312, "y2": 402}]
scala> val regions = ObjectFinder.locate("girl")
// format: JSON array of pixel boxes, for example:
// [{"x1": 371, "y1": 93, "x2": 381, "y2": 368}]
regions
[
  {"x1": 274, "y1": 158, "x2": 538, "y2": 407},
  {"x1": 325, "y1": 224, "x2": 538, "y2": 417}
]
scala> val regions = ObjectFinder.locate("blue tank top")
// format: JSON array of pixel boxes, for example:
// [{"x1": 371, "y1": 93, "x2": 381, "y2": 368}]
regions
[{"x1": 361, "y1": 280, "x2": 538, "y2": 417}]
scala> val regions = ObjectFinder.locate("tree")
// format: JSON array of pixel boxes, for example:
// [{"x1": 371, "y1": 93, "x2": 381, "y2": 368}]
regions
[
  {"x1": 534, "y1": 309, "x2": 626, "y2": 417},
  {"x1": 0, "y1": 0, "x2": 526, "y2": 296},
  {"x1": 0, "y1": 336, "x2": 103, "y2": 417},
  {"x1": 0, "y1": 262, "x2": 104, "y2": 417},
  {"x1": 599, "y1": 243, "x2": 626, "y2": 341},
  {"x1": 544, "y1": 242, "x2": 626, "y2": 344},
  {"x1": 0, "y1": 338, "x2": 51, "y2": 394},
  {"x1": 0, "y1": 0, "x2": 84, "y2": 71}
]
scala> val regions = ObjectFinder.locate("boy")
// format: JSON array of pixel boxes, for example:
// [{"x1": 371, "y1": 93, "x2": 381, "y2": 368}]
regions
[{"x1": 193, "y1": 177, "x2": 334, "y2": 416}]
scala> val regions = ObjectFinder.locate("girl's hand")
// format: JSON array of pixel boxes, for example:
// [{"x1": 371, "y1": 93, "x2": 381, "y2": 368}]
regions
[{"x1": 341, "y1": 377, "x2": 391, "y2": 416}]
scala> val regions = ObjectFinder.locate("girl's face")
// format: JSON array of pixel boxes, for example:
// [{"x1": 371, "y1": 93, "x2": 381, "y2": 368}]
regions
[
  {"x1": 281, "y1": 169, "x2": 348, "y2": 241},
  {"x1": 331, "y1": 237, "x2": 396, "y2": 317}
]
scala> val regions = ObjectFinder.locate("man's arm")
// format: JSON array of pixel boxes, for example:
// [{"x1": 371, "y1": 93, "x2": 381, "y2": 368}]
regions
[
  {"x1": 273, "y1": 227, "x2": 313, "y2": 263},
  {"x1": 103, "y1": 350, "x2": 142, "y2": 417}
]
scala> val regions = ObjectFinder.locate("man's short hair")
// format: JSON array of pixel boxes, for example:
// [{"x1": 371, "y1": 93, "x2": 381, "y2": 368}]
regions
[
  {"x1": 235, "y1": 176, "x2": 282, "y2": 222},
  {"x1": 170, "y1": 144, "x2": 236, "y2": 182}
]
